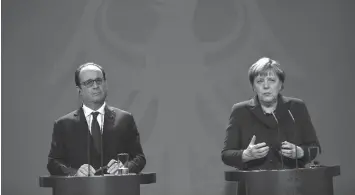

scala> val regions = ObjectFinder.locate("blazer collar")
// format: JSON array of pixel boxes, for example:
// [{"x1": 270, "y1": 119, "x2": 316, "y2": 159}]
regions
[
  {"x1": 104, "y1": 105, "x2": 116, "y2": 122},
  {"x1": 82, "y1": 102, "x2": 106, "y2": 117},
  {"x1": 73, "y1": 107, "x2": 85, "y2": 122},
  {"x1": 73, "y1": 105, "x2": 116, "y2": 128},
  {"x1": 248, "y1": 94, "x2": 289, "y2": 128},
  {"x1": 74, "y1": 105, "x2": 115, "y2": 118}
]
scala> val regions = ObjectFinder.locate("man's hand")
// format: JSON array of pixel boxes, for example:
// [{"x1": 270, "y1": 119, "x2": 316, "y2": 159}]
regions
[
  {"x1": 242, "y1": 135, "x2": 269, "y2": 162},
  {"x1": 107, "y1": 159, "x2": 124, "y2": 175},
  {"x1": 76, "y1": 164, "x2": 96, "y2": 176}
]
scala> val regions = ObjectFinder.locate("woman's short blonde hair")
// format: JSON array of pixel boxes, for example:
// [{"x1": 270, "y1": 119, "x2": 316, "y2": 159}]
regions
[{"x1": 248, "y1": 57, "x2": 285, "y2": 85}]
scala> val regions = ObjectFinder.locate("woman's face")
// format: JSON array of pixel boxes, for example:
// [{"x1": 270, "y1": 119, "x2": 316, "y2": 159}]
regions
[{"x1": 253, "y1": 70, "x2": 282, "y2": 104}]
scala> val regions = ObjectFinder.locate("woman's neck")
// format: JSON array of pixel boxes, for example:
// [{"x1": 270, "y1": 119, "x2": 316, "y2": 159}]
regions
[{"x1": 260, "y1": 101, "x2": 277, "y2": 114}]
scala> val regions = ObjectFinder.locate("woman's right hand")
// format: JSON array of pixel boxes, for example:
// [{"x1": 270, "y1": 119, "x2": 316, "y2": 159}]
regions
[{"x1": 242, "y1": 135, "x2": 269, "y2": 162}]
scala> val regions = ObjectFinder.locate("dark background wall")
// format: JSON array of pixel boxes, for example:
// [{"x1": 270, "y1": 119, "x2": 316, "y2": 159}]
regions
[{"x1": 2, "y1": 0, "x2": 355, "y2": 194}]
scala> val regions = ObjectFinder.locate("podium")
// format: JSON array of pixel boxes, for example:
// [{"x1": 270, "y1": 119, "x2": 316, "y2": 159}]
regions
[
  {"x1": 225, "y1": 166, "x2": 340, "y2": 195},
  {"x1": 39, "y1": 172, "x2": 156, "y2": 195}
]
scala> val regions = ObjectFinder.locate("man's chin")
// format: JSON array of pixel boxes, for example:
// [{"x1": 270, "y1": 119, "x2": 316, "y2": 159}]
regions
[{"x1": 91, "y1": 97, "x2": 105, "y2": 104}]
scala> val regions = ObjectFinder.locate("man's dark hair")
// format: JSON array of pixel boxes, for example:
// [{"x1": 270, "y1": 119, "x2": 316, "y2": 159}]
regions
[{"x1": 75, "y1": 62, "x2": 106, "y2": 87}]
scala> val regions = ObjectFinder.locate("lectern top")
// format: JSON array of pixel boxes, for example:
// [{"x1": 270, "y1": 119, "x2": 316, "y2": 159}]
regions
[
  {"x1": 225, "y1": 165, "x2": 340, "y2": 181},
  {"x1": 39, "y1": 172, "x2": 156, "y2": 187}
]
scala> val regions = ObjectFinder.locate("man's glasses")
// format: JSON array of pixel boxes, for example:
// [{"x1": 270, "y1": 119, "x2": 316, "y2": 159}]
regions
[{"x1": 81, "y1": 78, "x2": 104, "y2": 87}]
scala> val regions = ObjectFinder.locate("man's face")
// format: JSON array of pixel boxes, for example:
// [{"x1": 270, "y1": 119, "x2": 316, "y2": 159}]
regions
[
  {"x1": 78, "y1": 66, "x2": 107, "y2": 105},
  {"x1": 253, "y1": 70, "x2": 282, "y2": 104}
]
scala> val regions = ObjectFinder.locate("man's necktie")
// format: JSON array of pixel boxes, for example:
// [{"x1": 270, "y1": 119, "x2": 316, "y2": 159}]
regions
[{"x1": 91, "y1": 112, "x2": 101, "y2": 153}]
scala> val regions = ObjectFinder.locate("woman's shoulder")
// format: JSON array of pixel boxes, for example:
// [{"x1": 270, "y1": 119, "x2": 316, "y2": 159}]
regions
[
  {"x1": 282, "y1": 96, "x2": 306, "y2": 106},
  {"x1": 231, "y1": 99, "x2": 254, "y2": 112}
]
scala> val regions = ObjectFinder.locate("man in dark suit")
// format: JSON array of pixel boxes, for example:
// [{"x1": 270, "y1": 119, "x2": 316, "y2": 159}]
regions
[{"x1": 47, "y1": 62, "x2": 146, "y2": 176}]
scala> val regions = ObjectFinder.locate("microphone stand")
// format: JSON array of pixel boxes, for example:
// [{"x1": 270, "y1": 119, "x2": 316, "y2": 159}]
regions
[
  {"x1": 288, "y1": 110, "x2": 298, "y2": 169},
  {"x1": 100, "y1": 115, "x2": 104, "y2": 176},
  {"x1": 100, "y1": 131, "x2": 104, "y2": 176},
  {"x1": 288, "y1": 109, "x2": 300, "y2": 185},
  {"x1": 272, "y1": 112, "x2": 284, "y2": 169},
  {"x1": 87, "y1": 126, "x2": 91, "y2": 176}
]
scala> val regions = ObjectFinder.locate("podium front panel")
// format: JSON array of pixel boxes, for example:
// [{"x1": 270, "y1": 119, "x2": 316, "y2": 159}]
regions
[
  {"x1": 244, "y1": 169, "x2": 334, "y2": 195},
  {"x1": 53, "y1": 176, "x2": 139, "y2": 195},
  {"x1": 225, "y1": 166, "x2": 340, "y2": 195},
  {"x1": 39, "y1": 173, "x2": 156, "y2": 195}
]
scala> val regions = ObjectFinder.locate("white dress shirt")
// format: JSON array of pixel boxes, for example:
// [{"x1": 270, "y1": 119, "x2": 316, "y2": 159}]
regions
[{"x1": 82, "y1": 102, "x2": 106, "y2": 134}]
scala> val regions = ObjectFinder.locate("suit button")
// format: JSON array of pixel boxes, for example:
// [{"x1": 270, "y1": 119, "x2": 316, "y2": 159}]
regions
[{"x1": 269, "y1": 160, "x2": 273, "y2": 162}]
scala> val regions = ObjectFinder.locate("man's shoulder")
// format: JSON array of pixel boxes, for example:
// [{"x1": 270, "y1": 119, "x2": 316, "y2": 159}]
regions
[
  {"x1": 55, "y1": 109, "x2": 79, "y2": 123},
  {"x1": 107, "y1": 106, "x2": 132, "y2": 118}
]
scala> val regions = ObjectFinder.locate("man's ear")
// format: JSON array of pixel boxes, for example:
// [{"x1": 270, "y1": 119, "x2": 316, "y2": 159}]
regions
[{"x1": 76, "y1": 86, "x2": 81, "y2": 95}]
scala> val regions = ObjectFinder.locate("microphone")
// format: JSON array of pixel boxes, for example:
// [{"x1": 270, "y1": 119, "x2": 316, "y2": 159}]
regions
[
  {"x1": 272, "y1": 111, "x2": 284, "y2": 169},
  {"x1": 288, "y1": 110, "x2": 298, "y2": 169},
  {"x1": 96, "y1": 165, "x2": 108, "y2": 173},
  {"x1": 288, "y1": 110, "x2": 295, "y2": 122}
]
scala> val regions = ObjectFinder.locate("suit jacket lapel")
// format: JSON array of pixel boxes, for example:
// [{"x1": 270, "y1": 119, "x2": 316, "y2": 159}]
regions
[
  {"x1": 248, "y1": 95, "x2": 289, "y2": 129},
  {"x1": 74, "y1": 107, "x2": 101, "y2": 156},
  {"x1": 274, "y1": 95, "x2": 290, "y2": 123},
  {"x1": 74, "y1": 107, "x2": 90, "y2": 137},
  {"x1": 103, "y1": 105, "x2": 115, "y2": 133},
  {"x1": 73, "y1": 105, "x2": 117, "y2": 156},
  {"x1": 75, "y1": 105, "x2": 116, "y2": 134}
]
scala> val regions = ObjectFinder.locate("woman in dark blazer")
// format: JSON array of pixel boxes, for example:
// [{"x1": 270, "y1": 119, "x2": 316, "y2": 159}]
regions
[{"x1": 221, "y1": 57, "x2": 320, "y2": 193}]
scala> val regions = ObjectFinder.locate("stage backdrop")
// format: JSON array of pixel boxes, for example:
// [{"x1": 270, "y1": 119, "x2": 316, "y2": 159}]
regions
[{"x1": 2, "y1": 0, "x2": 355, "y2": 195}]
